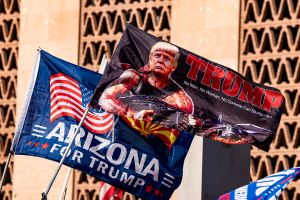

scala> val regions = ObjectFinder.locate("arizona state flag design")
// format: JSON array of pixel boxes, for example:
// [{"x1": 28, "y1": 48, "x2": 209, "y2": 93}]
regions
[{"x1": 123, "y1": 116, "x2": 179, "y2": 149}]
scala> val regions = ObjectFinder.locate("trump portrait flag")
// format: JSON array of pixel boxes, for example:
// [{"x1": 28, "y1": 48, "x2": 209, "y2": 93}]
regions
[
  {"x1": 90, "y1": 24, "x2": 285, "y2": 151},
  {"x1": 11, "y1": 50, "x2": 194, "y2": 200}
]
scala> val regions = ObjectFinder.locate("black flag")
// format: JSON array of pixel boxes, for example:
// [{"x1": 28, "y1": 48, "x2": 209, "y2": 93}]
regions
[{"x1": 90, "y1": 24, "x2": 284, "y2": 151}]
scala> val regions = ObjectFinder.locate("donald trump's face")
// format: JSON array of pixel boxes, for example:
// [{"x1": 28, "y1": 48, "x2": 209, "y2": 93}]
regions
[{"x1": 149, "y1": 49, "x2": 177, "y2": 77}]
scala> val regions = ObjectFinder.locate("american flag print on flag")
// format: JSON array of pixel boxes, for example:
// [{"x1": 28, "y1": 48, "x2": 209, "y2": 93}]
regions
[
  {"x1": 99, "y1": 181, "x2": 124, "y2": 200},
  {"x1": 50, "y1": 73, "x2": 113, "y2": 134}
]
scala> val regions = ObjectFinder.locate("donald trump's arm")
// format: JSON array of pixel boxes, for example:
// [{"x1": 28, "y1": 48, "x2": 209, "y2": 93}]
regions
[{"x1": 99, "y1": 69, "x2": 140, "y2": 116}]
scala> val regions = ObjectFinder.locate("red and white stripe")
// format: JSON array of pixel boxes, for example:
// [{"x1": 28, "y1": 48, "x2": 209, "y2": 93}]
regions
[
  {"x1": 99, "y1": 181, "x2": 124, "y2": 200},
  {"x1": 50, "y1": 73, "x2": 113, "y2": 133}
]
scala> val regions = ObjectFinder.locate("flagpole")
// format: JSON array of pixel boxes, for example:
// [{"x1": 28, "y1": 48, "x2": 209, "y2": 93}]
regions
[
  {"x1": 53, "y1": 54, "x2": 109, "y2": 200},
  {"x1": 58, "y1": 167, "x2": 72, "y2": 200},
  {"x1": 1, "y1": 49, "x2": 42, "y2": 194},
  {"x1": 0, "y1": 150, "x2": 14, "y2": 192},
  {"x1": 41, "y1": 107, "x2": 90, "y2": 200}
]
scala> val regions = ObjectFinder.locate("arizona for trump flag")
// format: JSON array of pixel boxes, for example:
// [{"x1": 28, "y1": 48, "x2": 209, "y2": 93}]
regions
[
  {"x1": 12, "y1": 50, "x2": 194, "y2": 200},
  {"x1": 11, "y1": 49, "x2": 113, "y2": 171},
  {"x1": 218, "y1": 167, "x2": 300, "y2": 200},
  {"x1": 90, "y1": 24, "x2": 284, "y2": 151}
]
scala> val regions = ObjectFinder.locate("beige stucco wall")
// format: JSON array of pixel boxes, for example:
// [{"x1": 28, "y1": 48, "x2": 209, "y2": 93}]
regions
[
  {"x1": 171, "y1": 1, "x2": 239, "y2": 199},
  {"x1": 14, "y1": 0, "x2": 80, "y2": 199},
  {"x1": 13, "y1": 0, "x2": 239, "y2": 199}
]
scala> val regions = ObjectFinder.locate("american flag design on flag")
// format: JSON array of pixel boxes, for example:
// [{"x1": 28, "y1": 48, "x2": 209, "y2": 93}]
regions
[
  {"x1": 99, "y1": 181, "x2": 124, "y2": 200},
  {"x1": 50, "y1": 73, "x2": 113, "y2": 133}
]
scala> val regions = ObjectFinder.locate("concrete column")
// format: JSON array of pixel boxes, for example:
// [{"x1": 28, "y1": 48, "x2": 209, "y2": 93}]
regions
[
  {"x1": 14, "y1": 0, "x2": 80, "y2": 199},
  {"x1": 171, "y1": 1, "x2": 250, "y2": 199}
]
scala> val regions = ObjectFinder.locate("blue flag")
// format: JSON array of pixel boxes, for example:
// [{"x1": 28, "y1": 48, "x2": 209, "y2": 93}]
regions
[
  {"x1": 218, "y1": 167, "x2": 300, "y2": 200},
  {"x1": 12, "y1": 50, "x2": 194, "y2": 200}
]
